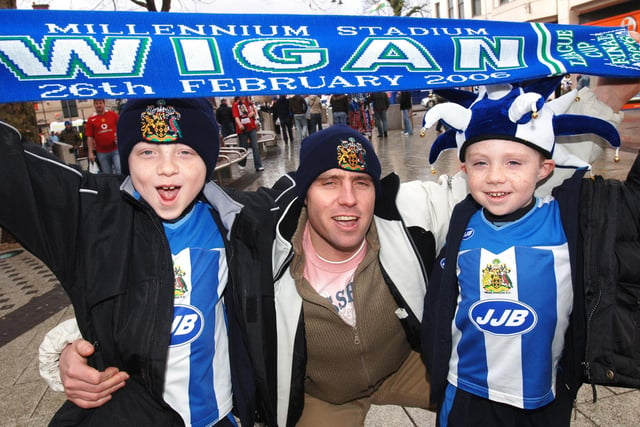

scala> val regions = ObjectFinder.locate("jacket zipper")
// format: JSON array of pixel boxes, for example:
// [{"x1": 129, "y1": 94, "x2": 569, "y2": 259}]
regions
[
  {"x1": 139, "y1": 202, "x2": 174, "y2": 400},
  {"x1": 274, "y1": 250, "x2": 294, "y2": 281},
  {"x1": 582, "y1": 288, "x2": 602, "y2": 403},
  {"x1": 352, "y1": 324, "x2": 374, "y2": 388}
]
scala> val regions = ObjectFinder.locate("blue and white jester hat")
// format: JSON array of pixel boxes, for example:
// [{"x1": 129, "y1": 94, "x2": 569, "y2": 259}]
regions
[{"x1": 422, "y1": 77, "x2": 621, "y2": 169}]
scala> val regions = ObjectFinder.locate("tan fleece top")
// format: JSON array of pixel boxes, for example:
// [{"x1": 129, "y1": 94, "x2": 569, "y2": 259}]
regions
[
  {"x1": 306, "y1": 95, "x2": 323, "y2": 115},
  {"x1": 290, "y1": 209, "x2": 411, "y2": 404}
]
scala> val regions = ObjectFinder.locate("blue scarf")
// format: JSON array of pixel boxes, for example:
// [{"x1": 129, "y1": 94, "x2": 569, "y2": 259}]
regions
[{"x1": 0, "y1": 9, "x2": 638, "y2": 102}]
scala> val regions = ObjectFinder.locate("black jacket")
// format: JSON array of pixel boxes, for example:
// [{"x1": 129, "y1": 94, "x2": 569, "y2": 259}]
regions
[
  {"x1": 288, "y1": 95, "x2": 307, "y2": 115},
  {"x1": 399, "y1": 92, "x2": 412, "y2": 110},
  {"x1": 580, "y1": 153, "x2": 640, "y2": 393},
  {"x1": 369, "y1": 92, "x2": 390, "y2": 112},
  {"x1": 215, "y1": 103, "x2": 234, "y2": 126}
]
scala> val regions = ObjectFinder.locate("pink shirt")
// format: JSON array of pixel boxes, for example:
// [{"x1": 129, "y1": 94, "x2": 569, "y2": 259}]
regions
[{"x1": 302, "y1": 223, "x2": 367, "y2": 327}]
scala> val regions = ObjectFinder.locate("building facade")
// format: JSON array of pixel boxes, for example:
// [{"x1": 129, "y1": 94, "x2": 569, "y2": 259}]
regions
[
  {"x1": 35, "y1": 99, "x2": 120, "y2": 136},
  {"x1": 431, "y1": 0, "x2": 638, "y2": 27}
]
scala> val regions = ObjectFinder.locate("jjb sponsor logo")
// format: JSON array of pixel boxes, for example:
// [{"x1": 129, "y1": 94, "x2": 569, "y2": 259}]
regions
[
  {"x1": 469, "y1": 299, "x2": 537, "y2": 336},
  {"x1": 170, "y1": 304, "x2": 204, "y2": 347},
  {"x1": 463, "y1": 228, "x2": 474, "y2": 240}
]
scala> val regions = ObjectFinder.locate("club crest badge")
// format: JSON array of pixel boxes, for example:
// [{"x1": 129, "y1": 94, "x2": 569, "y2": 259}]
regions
[
  {"x1": 481, "y1": 258, "x2": 513, "y2": 294},
  {"x1": 174, "y1": 265, "x2": 188, "y2": 298},
  {"x1": 336, "y1": 137, "x2": 367, "y2": 171},
  {"x1": 140, "y1": 100, "x2": 182, "y2": 142}
]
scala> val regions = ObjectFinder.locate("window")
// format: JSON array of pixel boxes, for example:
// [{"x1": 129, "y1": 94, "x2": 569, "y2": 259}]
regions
[
  {"x1": 472, "y1": 0, "x2": 482, "y2": 16},
  {"x1": 61, "y1": 100, "x2": 78, "y2": 118},
  {"x1": 434, "y1": 2, "x2": 441, "y2": 18},
  {"x1": 448, "y1": 0, "x2": 454, "y2": 18},
  {"x1": 458, "y1": 0, "x2": 465, "y2": 19}
]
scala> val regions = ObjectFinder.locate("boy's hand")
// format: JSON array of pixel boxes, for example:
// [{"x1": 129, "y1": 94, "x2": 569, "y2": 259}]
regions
[{"x1": 60, "y1": 339, "x2": 129, "y2": 409}]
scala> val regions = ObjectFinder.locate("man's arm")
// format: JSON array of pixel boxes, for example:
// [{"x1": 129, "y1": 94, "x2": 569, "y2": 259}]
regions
[
  {"x1": 592, "y1": 31, "x2": 640, "y2": 113},
  {"x1": 59, "y1": 339, "x2": 129, "y2": 408},
  {"x1": 84, "y1": 119, "x2": 97, "y2": 162},
  {"x1": 86, "y1": 136, "x2": 96, "y2": 162},
  {"x1": 39, "y1": 319, "x2": 129, "y2": 408},
  {"x1": 592, "y1": 77, "x2": 640, "y2": 113}
]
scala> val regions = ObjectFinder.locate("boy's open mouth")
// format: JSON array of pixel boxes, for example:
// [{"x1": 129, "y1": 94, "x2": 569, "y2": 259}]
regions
[{"x1": 158, "y1": 186, "x2": 180, "y2": 201}]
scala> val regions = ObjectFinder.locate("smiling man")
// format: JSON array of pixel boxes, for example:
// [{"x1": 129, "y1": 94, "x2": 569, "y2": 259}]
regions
[{"x1": 267, "y1": 125, "x2": 435, "y2": 426}]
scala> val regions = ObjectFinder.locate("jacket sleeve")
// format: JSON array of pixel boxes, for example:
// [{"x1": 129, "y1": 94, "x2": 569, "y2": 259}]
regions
[
  {"x1": 0, "y1": 121, "x2": 84, "y2": 283},
  {"x1": 535, "y1": 87, "x2": 627, "y2": 197},
  {"x1": 566, "y1": 87, "x2": 624, "y2": 128},
  {"x1": 580, "y1": 151, "x2": 640, "y2": 389},
  {"x1": 39, "y1": 318, "x2": 82, "y2": 391},
  {"x1": 396, "y1": 171, "x2": 468, "y2": 254},
  {"x1": 421, "y1": 196, "x2": 480, "y2": 407},
  {"x1": 625, "y1": 151, "x2": 640, "y2": 194}
]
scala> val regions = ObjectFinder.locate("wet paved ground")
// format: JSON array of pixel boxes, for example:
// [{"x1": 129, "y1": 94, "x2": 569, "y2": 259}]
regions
[{"x1": 1, "y1": 108, "x2": 639, "y2": 426}]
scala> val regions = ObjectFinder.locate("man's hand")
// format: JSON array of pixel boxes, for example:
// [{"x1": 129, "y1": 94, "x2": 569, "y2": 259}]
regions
[
  {"x1": 593, "y1": 31, "x2": 640, "y2": 112},
  {"x1": 86, "y1": 137, "x2": 96, "y2": 162},
  {"x1": 60, "y1": 339, "x2": 129, "y2": 409}
]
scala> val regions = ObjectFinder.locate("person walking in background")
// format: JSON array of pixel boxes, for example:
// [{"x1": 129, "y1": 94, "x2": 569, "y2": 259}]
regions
[
  {"x1": 233, "y1": 95, "x2": 264, "y2": 171},
  {"x1": 215, "y1": 98, "x2": 236, "y2": 138},
  {"x1": 330, "y1": 93, "x2": 349, "y2": 125},
  {"x1": 306, "y1": 94, "x2": 323, "y2": 135},
  {"x1": 85, "y1": 99, "x2": 120, "y2": 174},
  {"x1": 399, "y1": 91, "x2": 414, "y2": 136},
  {"x1": 274, "y1": 95, "x2": 294, "y2": 144},
  {"x1": 289, "y1": 93, "x2": 308, "y2": 141},
  {"x1": 59, "y1": 120, "x2": 83, "y2": 159},
  {"x1": 577, "y1": 74, "x2": 591, "y2": 90},
  {"x1": 369, "y1": 92, "x2": 390, "y2": 138},
  {"x1": 561, "y1": 74, "x2": 573, "y2": 94},
  {"x1": 44, "y1": 130, "x2": 57, "y2": 151}
]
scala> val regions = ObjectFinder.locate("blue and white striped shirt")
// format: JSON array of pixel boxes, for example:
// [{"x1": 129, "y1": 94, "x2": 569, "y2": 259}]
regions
[
  {"x1": 163, "y1": 201, "x2": 233, "y2": 426},
  {"x1": 449, "y1": 196, "x2": 573, "y2": 409}
]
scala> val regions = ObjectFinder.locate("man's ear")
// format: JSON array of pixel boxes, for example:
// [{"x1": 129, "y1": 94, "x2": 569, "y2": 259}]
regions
[
  {"x1": 460, "y1": 163, "x2": 467, "y2": 174},
  {"x1": 539, "y1": 159, "x2": 555, "y2": 181}
]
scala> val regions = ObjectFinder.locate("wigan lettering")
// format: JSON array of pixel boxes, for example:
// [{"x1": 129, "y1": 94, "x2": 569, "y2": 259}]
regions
[{"x1": 0, "y1": 9, "x2": 637, "y2": 102}]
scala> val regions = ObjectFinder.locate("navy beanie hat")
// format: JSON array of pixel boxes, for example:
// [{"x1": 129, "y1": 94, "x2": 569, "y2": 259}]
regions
[
  {"x1": 118, "y1": 98, "x2": 219, "y2": 177},
  {"x1": 296, "y1": 125, "x2": 381, "y2": 199}
]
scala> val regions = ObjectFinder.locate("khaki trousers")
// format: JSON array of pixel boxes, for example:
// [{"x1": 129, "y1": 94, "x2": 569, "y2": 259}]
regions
[{"x1": 296, "y1": 350, "x2": 432, "y2": 427}]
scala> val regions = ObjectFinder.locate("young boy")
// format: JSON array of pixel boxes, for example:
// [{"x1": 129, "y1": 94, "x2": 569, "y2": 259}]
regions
[
  {"x1": 421, "y1": 81, "x2": 640, "y2": 426},
  {"x1": 0, "y1": 98, "x2": 277, "y2": 426}
]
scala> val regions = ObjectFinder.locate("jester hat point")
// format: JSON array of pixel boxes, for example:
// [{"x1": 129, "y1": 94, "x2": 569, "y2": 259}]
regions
[{"x1": 423, "y1": 77, "x2": 621, "y2": 169}]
